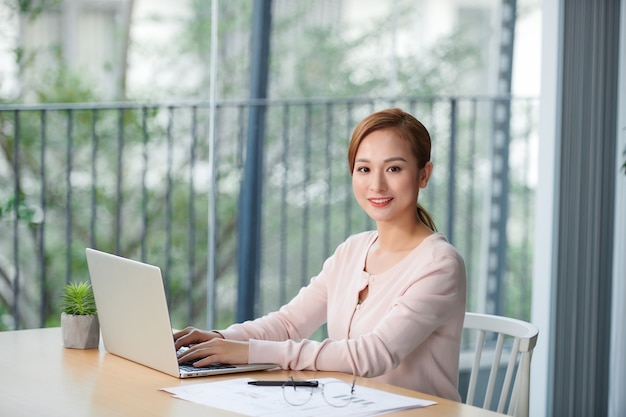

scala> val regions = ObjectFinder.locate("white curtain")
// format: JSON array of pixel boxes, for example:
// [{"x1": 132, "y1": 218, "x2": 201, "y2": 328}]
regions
[{"x1": 529, "y1": 2, "x2": 560, "y2": 416}]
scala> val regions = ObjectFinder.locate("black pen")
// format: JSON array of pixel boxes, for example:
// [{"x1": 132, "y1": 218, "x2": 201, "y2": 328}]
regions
[{"x1": 248, "y1": 380, "x2": 319, "y2": 387}]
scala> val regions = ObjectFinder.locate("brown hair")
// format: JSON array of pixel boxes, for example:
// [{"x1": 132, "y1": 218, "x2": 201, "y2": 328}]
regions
[{"x1": 348, "y1": 108, "x2": 437, "y2": 231}]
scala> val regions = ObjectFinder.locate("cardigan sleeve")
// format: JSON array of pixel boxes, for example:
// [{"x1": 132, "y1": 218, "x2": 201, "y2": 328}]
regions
[{"x1": 217, "y1": 240, "x2": 341, "y2": 343}]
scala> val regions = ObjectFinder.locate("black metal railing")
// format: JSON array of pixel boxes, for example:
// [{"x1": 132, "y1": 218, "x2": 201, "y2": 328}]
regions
[{"x1": 0, "y1": 95, "x2": 538, "y2": 331}]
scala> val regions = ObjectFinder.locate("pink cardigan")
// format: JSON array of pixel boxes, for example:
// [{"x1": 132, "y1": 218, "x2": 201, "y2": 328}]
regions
[{"x1": 219, "y1": 231, "x2": 466, "y2": 401}]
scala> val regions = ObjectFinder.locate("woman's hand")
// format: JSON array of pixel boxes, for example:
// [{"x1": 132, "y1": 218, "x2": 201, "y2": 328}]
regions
[
  {"x1": 173, "y1": 326, "x2": 222, "y2": 350},
  {"x1": 177, "y1": 338, "x2": 250, "y2": 367},
  {"x1": 174, "y1": 326, "x2": 249, "y2": 366}
]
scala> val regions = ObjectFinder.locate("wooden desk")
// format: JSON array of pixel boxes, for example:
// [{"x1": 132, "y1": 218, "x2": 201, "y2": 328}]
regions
[{"x1": 0, "y1": 328, "x2": 504, "y2": 416}]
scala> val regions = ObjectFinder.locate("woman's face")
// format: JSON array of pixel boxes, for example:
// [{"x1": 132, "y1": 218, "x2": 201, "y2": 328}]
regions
[{"x1": 352, "y1": 128, "x2": 431, "y2": 225}]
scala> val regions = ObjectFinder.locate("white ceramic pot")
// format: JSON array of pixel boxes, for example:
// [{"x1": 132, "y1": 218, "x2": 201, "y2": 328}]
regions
[{"x1": 61, "y1": 312, "x2": 100, "y2": 349}]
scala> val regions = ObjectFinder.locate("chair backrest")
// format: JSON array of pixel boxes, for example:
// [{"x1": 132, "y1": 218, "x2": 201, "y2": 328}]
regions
[{"x1": 461, "y1": 312, "x2": 539, "y2": 417}]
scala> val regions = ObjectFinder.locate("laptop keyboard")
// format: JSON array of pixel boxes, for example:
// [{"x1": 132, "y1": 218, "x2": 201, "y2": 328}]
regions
[{"x1": 179, "y1": 362, "x2": 236, "y2": 372}]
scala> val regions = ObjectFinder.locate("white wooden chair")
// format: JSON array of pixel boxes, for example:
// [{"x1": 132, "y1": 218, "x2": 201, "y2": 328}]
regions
[{"x1": 461, "y1": 312, "x2": 539, "y2": 417}]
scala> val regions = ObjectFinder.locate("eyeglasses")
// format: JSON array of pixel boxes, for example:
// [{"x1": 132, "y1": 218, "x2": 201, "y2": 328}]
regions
[{"x1": 282, "y1": 376, "x2": 356, "y2": 407}]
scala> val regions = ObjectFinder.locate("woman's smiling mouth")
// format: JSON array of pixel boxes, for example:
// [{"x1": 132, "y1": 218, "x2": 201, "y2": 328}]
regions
[{"x1": 369, "y1": 197, "x2": 393, "y2": 207}]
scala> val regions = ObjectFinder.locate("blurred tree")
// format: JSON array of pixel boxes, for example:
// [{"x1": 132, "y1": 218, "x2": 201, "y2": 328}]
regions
[{"x1": 0, "y1": 0, "x2": 538, "y2": 331}]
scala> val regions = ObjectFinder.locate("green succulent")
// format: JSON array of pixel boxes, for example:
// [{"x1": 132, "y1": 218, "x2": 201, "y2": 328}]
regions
[{"x1": 61, "y1": 282, "x2": 97, "y2": 316}]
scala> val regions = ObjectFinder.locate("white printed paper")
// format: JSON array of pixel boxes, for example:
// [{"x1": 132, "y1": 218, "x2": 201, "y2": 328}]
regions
[{"x1": 161, "y1": 377, "x2": 436, "y2": 417}]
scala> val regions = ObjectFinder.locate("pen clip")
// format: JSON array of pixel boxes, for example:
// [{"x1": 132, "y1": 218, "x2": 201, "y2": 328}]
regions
[
  {"x1": 290, "y1": 376, "x2": 319, "y2": 388},
  {"x1": 286, "y1": 375, "x2": 318, "y2": 388}
]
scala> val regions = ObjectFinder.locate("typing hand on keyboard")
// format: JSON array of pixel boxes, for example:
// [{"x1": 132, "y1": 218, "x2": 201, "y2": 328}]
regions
[
  {"x1": 174, "y1": 330, "x2": 250, "y2": 367},
  {"x1": 177, "y1": 346, "x2": 235, "y2": 370}
]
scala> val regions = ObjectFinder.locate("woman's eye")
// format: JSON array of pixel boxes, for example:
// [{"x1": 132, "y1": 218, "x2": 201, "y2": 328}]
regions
[
  {"x1": 387, "y1": 166, "x2": 401, "y2": 172},
  {"x1": 356, "y1": 166, "x2": 369, "y2": 173}
]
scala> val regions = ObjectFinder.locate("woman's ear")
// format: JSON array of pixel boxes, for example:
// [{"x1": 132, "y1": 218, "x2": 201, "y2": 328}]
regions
[{"x1": 418, "y1": 162, "x2": 433, "y2": 188}]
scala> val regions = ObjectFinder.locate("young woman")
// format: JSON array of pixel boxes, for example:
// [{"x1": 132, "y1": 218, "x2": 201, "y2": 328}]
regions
[{"x1": 174, "y1": 108, "x2": 466, "y2": 401}]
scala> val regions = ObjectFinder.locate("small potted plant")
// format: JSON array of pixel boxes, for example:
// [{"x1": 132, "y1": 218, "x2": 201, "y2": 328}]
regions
[{"x1": 60, "y1": 281, "x2": 100, "y2": 349}]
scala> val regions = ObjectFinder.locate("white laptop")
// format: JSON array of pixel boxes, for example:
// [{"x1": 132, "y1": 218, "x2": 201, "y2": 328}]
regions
[{"x1": 85, "y1": 248, "x2": 276, "y2": 378}]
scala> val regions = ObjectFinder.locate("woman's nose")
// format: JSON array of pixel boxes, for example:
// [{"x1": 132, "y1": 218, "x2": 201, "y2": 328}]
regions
[{"x1": 369, "y1": 172, "x2": 386, "y2": 192}]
